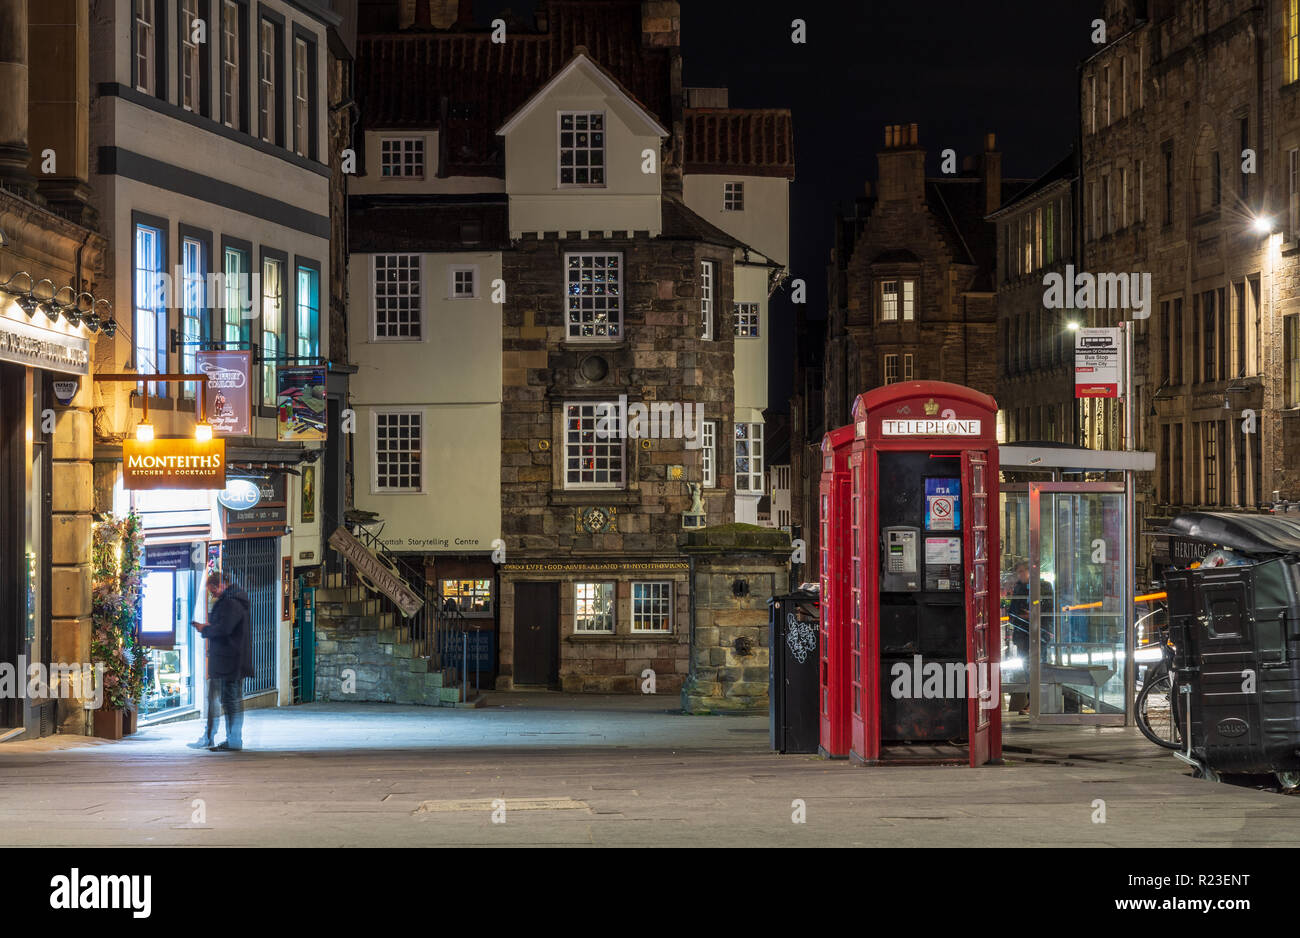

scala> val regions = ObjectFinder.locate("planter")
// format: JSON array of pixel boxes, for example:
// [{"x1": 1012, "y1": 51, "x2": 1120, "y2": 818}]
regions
[
  {"x1": 122, "y1": 702, "x2": 138, "y2": 736},
  {"x1": 93, "y1": 708, "x2": 124, "y2": 740}
]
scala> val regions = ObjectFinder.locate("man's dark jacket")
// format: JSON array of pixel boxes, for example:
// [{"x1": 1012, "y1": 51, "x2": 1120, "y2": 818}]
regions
[{"x1": 204, "y1": 584, "x2": 254, "y2": 680}]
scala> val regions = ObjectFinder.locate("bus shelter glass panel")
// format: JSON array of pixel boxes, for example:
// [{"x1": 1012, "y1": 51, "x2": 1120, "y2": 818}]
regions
[
  {"x1": 999, "y1": 488, "x2": 1030, "y2": 713},
  {"x1": 1034, "y1": 487, "x2": 1127, "y2": 721}
]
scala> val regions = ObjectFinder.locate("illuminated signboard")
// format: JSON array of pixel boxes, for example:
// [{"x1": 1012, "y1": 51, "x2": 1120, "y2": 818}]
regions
[{"x1": 122, "y1": 438, "x2": 226, "y2": 490}]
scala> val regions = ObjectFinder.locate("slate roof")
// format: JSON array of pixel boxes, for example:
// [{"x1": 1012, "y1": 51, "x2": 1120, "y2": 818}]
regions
[
  {"x1": 683, "y1": 108, "x2": 795, "y2": 179},
  {"x1": 926, "y1": 177, "x2": 1031, "y2": 289},
  {"x1": 660, "y1": 197, "x2": 753, "y2": 253},
  {"x1": 356, "y1": 1, "x2": 673, "y2": 177}
]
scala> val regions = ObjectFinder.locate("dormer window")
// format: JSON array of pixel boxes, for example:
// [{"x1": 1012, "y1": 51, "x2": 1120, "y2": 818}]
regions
[
  {"x1": 724, "y1": 181, "x2": 745, "y2": 211},
  {"x1": 381, "y1": 137, "x2": 424, "y2": 178},
  {"x1": 559, "y1": 111, "x2": 605, "y2": 186}
]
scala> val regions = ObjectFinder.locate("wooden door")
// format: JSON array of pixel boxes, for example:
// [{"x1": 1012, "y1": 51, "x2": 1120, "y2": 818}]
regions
[{"x1": 513, "y1": 581, "x2": 559, "y2": 687}]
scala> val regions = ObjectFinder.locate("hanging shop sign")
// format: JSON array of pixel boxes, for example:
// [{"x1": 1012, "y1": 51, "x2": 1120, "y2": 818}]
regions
[
  {"x1": 197, "y1": 350, "x2": 252, "y2": 436},
  {"x1": 223, "y1": 475, "x2": 286, "y2": 539},
  {"x1": 277, "y1": 366, "x2": 327, "y2": 442},
  {"x1": 1075, "y1": 327, "x2": 1123, "y2": 398},
  {"x1": 217, "y1": 478, "x2": 262, "y2": 511},
  {"x1": 123, "y1": 438, "x2": 226, "y2": 490},
  {"x1": 0, "y1": 314, "x2": 89, "y2": 375},
  {"x1": 328, "y1": 526, "x2": 424, "y2": 617}
]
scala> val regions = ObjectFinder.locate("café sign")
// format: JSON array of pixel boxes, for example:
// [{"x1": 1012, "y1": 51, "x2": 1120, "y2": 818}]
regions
[
  {"x1": 123, "y1": 438, "x2": 226, "y2": 490},
  {"x1": 0, "y1": 315, "x2": 89, "y2": 375}
]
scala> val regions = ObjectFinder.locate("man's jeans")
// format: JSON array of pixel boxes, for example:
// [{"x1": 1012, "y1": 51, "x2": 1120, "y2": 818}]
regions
[
  {"x1": 212, "y1": 678, "x2": 244, "y2": 748},
  {"x1": 199, "y1": 678, "x2": 220, "y2": 745}
]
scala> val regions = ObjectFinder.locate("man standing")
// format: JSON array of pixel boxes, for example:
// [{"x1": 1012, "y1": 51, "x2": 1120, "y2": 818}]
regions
[{"x1": 191, "y1": 571, "x2": 253, "y2": 751}]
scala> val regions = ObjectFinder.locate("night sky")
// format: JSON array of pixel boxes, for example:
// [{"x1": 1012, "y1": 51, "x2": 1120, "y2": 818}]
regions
[{"x1": 473, "y1": 1, "x2": 1102, "y2": 410}]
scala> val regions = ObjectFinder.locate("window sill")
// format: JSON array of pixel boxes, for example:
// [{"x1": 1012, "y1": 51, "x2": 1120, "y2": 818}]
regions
[
  {"x1": 550, "y1": 491, "x2": 640, "y2": 507},
  {"x1": 562, "y1": 339, "x2": 626, "y2": 350},
  {"x1": 565, "y1": 632, "x2": 678, "y2": 643}
]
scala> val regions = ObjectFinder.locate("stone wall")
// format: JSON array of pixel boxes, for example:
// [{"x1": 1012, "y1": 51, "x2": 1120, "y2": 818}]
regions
[
  {"x1": 313, "y1": 586, "x2": 461, "y2": 707},
  {"x1": 680, "y1": 524, "x2": 791, "y2": 713}
]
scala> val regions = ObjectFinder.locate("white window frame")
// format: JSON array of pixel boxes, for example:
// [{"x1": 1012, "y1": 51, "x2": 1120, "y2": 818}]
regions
[
  {"x1": 564, "y1": 252, "x2": 623, "y2": 340},
  {"x1": 380, "y1": 136, "x2": 425, "y2": 178},
  {"x1": 702, "y1": 419, "x2": 717, "y2": 488},
  {"x1": 903, "y1": 353, "x2": 914, "y2": 383},
  {"x1": 734, "y1": 301, "x2": 760, "y2": 337},
  {"x1": 557, "y1": 110, "x2": 606, "y2": 187},
  {"x1": 449, "y1": 264, "x2": 478, "y2": 300},
  {"x1": 293, "y1": 36, "x2": 308, "y2": 157},
  {"x1": 372, "y1": 254, "x2": 422, "y2": 341},
  {"x1": 221, "y1": 0, "x2": 240, "y2": 129},
  {"x1": 261, "y1": 256, "x2": 284, "y2": 406},
  {"x1": 135, "y1": 0, "x2": 155, "y2": 95},
  {"x1": 574, "y1": 582, "x2": 615, "y2": 633},
  {"x1": 564, "y1": 401, "x2": 625, "y2": 490},
  {"x1": 631, "y1": 581, "x2": 672, "y2": 633},
  {"x1": 735, "y1": 422, "x2": 764, "y2": 494},
  {"x1": 724, "y1": 181, "x2": 745, "y2": 211},
  {"x1": 180, "y1": 0, "x2": 201, "y2": 111},
  {"x1": 372, "y1": 409, "x2": 425, "y2": 494},
  {"x1": 879, "y1": 279, "x2": 916, "y2": 322},
  {"x1": 258, "y1": 18, "x2": 276, "y2": 143},
  {"x1": 700, "y1": 260, "x2": 714, "y2": 340},
  {"x1": 883, "y1": 353, "x2": 899, "y2": 385}
]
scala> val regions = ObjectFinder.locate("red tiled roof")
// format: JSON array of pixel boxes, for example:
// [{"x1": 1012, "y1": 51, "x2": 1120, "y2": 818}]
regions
[
  {"x1": 357, "y1": 1, "x2": 673, "y2": 177},
  {"x1": 684, "y1": 108, "x2": 795, "y2": 180}
]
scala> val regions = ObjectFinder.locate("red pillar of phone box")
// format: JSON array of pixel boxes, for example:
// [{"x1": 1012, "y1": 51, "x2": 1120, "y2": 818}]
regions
[
  {"x1": 821, "y1": 381, "x2": 1002, "y2": 768},
  {"x1": 818, "y1": 425, "x2": 855, "y2": 758}
]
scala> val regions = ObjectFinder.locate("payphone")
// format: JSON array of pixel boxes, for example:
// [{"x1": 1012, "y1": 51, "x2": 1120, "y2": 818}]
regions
[{"x1": 832, "y1": 381, "x2": 1001, "y2": 768}]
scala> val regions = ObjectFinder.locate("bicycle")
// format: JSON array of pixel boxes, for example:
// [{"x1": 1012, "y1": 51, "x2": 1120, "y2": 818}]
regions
[{"x1": 1135, "y1": 622, "x2": 1183, "y2": 750}]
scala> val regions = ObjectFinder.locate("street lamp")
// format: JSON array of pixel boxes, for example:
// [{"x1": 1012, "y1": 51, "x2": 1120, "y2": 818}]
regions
[{"x1": 1253, "y1": 215, "x2": 1274, "y2": 235}]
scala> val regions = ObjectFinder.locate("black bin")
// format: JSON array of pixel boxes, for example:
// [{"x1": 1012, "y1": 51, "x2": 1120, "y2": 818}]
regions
[
  {"x1": 769, "y1": 590, "x2": 820, "y2": 754},
  {"x1": 1163, "y1": 512, "x2": 1300, "y2": 782}
]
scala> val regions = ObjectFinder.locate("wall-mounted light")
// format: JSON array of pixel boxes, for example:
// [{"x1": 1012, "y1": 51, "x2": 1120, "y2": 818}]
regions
[{"x1": 32, "y1": 278, "x2": 57, "y2": 322}]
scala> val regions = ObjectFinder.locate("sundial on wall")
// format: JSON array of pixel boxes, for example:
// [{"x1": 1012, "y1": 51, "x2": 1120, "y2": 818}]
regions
[{"x1": 576, "y1": 506, "x2": 618, "y2": 534}]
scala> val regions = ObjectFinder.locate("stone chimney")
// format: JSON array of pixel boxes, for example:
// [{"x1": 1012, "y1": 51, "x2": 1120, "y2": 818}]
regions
[
  {"x1": 29, "y1": 0, "x2": 95, "y2": 222},
  {"x1": 641, "y1": 1, "x2": 681, "y2": 48},
  {"x1": 641, "y1": 1, "x2": 683, "y2": 197},
  {"x1": 981, "y1": 132, "x2": 1002, "y2": 214},
  {"x1": 876, "y1": 123, "x2": 925, "y2": 203}
]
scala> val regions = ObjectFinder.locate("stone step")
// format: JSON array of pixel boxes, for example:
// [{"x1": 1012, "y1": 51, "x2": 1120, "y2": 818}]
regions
[
  {"x1": 315, "y1": 598, "x2": 382, "y2": 618},
  {"x1": 447, "y1": 693, "x2": 485, "y2": 709},
  {"x1": 314, "y1": 586, "x2": 366, "y2": 603}
]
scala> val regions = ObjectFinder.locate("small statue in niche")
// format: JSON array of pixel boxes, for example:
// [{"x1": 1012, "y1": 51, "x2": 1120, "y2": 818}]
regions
[{"x1": 688, "y1": 482, "x2": 704, "y2": 516}]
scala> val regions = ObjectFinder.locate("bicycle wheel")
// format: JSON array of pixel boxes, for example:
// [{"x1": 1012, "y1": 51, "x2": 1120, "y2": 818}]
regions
[{"x1": 1136, "y1": 671, "x2": 1183, "y2": 750}]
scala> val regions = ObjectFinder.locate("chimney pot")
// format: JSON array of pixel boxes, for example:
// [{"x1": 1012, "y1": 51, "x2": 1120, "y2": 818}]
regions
[
  {"x1": 910, "y1": 123, "x2": 918, "y2": 145},
  {"x1": 986, "y1": 132, "x2": 997, "y2": 152}
]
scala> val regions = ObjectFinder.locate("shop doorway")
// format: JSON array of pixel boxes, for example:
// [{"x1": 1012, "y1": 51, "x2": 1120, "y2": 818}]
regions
[
  {"x1": 140, "y1": 559, "x2": 201, "y2": 719},
  {"x1": 0, "y1": 364, "x2": 23, "y2": 730},
  {"x1": 222, "y1": 537, "x2": 279, "y2": 696},
  {"x1": 513, "y1": 582, "x2": 559, "y2": 687}
]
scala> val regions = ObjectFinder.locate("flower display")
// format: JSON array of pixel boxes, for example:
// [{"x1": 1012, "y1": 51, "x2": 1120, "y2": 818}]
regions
[{"x1": 90, "y1": 513, "x2": 146, "y2": 710}]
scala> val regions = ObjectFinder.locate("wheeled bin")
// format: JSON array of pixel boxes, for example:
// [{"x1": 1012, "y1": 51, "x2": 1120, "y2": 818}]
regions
[
  {"x1": 769, "y1": 590, "x2": 821, "y2": 754},
  {"x1": 1163, "y1": 512, "x2": 1300, "y2": 786}
]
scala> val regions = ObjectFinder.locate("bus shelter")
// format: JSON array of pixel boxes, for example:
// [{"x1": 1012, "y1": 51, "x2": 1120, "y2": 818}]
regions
[{"x1": 998, "y1": 444, "x2": 1155, "y2": 724}]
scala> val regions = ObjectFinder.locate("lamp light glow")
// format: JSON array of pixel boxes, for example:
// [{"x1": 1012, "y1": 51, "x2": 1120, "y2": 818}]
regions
[
  {"x1": 194, "y1": 421, "x2": 213, "y2": 442},
  {"x1": 135, "y1": 421, "x2": 154, "y2": 443}
]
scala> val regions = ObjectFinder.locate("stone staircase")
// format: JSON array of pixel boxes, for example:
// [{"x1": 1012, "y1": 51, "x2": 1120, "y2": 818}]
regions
[{"x1": 312, "y1": 577, "x2": 483, "y2": 708}]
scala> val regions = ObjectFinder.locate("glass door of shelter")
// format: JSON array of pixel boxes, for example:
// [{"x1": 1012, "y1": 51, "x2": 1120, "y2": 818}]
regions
[{"x1": 1029, "y1": 483, "x2": 1128, "y2": 724}]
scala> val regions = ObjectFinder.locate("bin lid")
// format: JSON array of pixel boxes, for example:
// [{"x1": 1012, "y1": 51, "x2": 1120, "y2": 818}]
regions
[{"x1": 1165, "y1": 512, "x2": 1300, "y2": 557}]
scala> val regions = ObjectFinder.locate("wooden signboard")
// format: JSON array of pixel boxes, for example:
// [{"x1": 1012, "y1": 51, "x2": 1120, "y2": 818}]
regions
[
  {"x1": 328, "y1": 526, "x2": 424, "y2": 618},
  {"x1": 123, "y1": 438, "x2": 226, "y2": 490}
]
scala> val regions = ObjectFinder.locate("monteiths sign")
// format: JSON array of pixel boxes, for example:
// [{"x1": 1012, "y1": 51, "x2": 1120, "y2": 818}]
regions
[
  {"x1": 328, "y1": 526, "x2": 425, "y2": 618},
  {"x1": 123, "y1": 439, "x2": 226, "y2": 490}
]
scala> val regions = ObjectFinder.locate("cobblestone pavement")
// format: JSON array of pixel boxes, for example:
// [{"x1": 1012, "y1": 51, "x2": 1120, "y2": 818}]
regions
[{"x1": 1, "y1": 697, "x2": 1297, "y2": 847}]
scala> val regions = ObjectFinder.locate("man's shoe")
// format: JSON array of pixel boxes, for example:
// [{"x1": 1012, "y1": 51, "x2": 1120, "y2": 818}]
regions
[
  {"x1": 186, "y1": 740, "x2": 213, "y2": 749},
  {"x1": 209, "y1": 742, "x2": 242, "y2": 751}
]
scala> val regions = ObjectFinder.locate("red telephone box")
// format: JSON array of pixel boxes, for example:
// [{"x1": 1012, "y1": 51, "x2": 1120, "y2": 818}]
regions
[
  {"x1": 818, "y1": 425, "x2": 855, "y2": 758},
  {"x1": 846, "y1": 381, "x2": 1002, "y2": 767}
]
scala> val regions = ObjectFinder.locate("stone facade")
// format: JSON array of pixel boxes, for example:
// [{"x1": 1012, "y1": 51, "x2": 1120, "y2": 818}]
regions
[
  {"x1": 1081, "y1": 0, "x2": 1300, "y2": 579},
  {"x1": 497, "y1": 229, "x2": 738, "y2": 690},
  {"x1": 990, "y1": 155, "x2": 1079, "y2": 444},
  {"x1": 680, "y1": 525, "x2": 791, "y2": 713}
]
